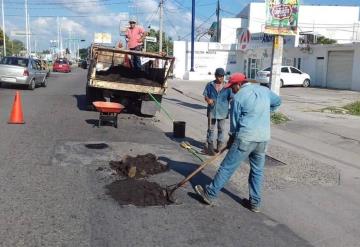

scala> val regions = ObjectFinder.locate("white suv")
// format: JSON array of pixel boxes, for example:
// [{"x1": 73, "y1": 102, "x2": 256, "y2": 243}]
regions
[{"x1": 256, "y1": 66, "x2": 311, "y2": 87}]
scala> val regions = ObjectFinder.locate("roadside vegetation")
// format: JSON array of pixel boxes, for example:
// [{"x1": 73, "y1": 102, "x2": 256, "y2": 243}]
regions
[
  {"x1": 271, "y1": 112, "x2": 290, "y2": 124},
  {"x1": 343, "y1": 101, "x2": 360, "y2": 115},
  {"x1": 321, "y1": 101, "x2": 360, "y2": 116}
]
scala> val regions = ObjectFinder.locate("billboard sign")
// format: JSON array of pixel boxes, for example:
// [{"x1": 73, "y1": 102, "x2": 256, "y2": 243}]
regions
[
  {"x1": 237, "y1": 29, "x2": 296, "y2": 50},
  {"x1": 264, "y1": 0, "x2": 299, "y2": 36}
]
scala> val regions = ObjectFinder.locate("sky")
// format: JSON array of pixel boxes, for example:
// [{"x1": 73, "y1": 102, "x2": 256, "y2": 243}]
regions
[{"x1": 2, "y1": 0, "x2": 360, "y2": 52}]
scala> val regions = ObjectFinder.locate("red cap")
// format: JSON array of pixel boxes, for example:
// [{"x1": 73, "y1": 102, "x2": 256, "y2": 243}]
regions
[{"x1": 224, "y1": 73, "x2": 247, "y2": 88}]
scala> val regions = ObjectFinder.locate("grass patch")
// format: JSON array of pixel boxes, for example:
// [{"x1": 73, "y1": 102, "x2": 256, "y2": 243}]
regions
[
  {"x1": 343, "y1": 101, "x2": 360, "y2": 116},
  {"x1": 271, "y1": 112, "x2": 290, "y2": 124},
  {"x1": 321, "y1": 106, "x2": 349, "y2": 115}
]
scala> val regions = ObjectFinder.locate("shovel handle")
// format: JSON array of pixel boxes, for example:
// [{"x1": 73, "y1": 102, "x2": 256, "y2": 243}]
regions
[{"x1": 175, "y1": 147, "x2": 227, "y2": 189}]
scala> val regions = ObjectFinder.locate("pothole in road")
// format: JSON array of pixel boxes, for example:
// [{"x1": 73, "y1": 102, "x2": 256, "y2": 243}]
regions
[
  {"x1": 109, "y1": 153, "x2": 169, "y2": 178},
  {"x1": 105, "y1": 179, "x2": 171, "y2": 207},
  {"x1": 85, "y1": 143, "x2": 109, "y2": 150}
]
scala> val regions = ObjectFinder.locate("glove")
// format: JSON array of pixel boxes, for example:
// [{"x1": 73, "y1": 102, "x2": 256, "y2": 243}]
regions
[{"x1": 226, "y1": 134, "x2": 235, "y2": 149}]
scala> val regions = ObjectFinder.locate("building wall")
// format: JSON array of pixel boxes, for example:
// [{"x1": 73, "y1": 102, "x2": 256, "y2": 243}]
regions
[
  {"x1": 220, "y1": 18, "x2": 243, "y2": 44},
  {"x1": 173, "y1": 41, "x2": 241, "y2": 80}
]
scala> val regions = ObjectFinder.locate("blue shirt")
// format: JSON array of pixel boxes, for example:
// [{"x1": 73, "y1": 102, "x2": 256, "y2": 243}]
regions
[
  {"x1": 230, "y1": 83, "x2": 282, "y2": 142},
  {"x1": 203, "y1": 80, "x2": 232, "y2": 119}
]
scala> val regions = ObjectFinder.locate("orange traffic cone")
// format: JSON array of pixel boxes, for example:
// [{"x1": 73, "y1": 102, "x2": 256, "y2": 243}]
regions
[{"x1": 8, "y1": 91, "x2": 25, "y2": 124}]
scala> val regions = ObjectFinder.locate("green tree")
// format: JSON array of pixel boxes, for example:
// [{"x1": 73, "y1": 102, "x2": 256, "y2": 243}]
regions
[
  {"x1": 316, "y1": 36, "x2": 337, "y2": 44},
  {"x1": 79, "y1": 48, "x2": 88, "y2": 59},
  {"x1": 146, "y1": 29, "x2": 173, "y2": 55},
  {"x1": 0, "y1": 28, "x2": 25, "y2": 56}
]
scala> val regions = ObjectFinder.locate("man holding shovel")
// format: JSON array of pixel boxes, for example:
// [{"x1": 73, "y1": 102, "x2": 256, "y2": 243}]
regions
[
  {"x1": 203, "y1": 68, "x2": 232, "y2": 156},
  {"x1": 195, "y1": 72, "x2": 282, "y2": 212}
]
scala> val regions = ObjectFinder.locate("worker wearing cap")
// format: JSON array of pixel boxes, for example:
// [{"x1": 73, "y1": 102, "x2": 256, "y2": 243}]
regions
[
  {"x1": 125, "y1": 17, "x2": 147, "y2": 71},
  {"x1": 196, "y1": 73, "x2": 282, "y2": 212},
  {"x1": 203, "y1": 68, "x2": 232, "y2": 155}
]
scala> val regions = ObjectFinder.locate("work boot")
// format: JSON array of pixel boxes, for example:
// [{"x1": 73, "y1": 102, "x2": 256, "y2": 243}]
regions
[
  {"x1": 207, "y1": 142, "x2": 216, "y2": 156},
  {"x1": 216, "y1": 141, "x2": 225, "y2": 153},
  {"x1": 194, "y1": 185, "x2": 213, "y2": 206}
]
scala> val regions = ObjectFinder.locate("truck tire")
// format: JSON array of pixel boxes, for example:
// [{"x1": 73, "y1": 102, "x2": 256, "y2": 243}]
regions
[{"x1": 86, "y1": 85, "x2": 104, "y2": 110}]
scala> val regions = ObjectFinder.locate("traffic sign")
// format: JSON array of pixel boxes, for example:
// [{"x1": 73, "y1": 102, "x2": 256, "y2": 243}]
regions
[{"x1": 145, "y1": 36, "x2": 157, "y2": 43}]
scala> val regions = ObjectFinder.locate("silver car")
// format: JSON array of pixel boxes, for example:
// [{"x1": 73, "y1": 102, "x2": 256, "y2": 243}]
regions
[{"x1": 0, "y1": 56, "x2": 47, "y2": 90}]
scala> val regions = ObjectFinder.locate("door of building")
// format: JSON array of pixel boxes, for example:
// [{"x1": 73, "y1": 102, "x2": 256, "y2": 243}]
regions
[
  {"x1": 315, "y1": 57, "x2": 325, "y2": 87},
  {"x1": 247, "y1": 58, "x2": 261, "y2": 79},
  {"x1": 326, "y1": 51, "x2": 354, "y2": 89}
]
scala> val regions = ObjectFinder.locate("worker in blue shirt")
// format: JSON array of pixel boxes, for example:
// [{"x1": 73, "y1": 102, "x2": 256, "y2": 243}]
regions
[
  {"x1": 196, "y1": 72, "x2": 282, "y2": 213},
  {"x1": 203, "y1": 68, "x2": 232, "y2": 155}
]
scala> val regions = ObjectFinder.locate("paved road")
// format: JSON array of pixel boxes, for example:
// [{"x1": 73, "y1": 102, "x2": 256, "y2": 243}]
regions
[
  {"x1": 0, "y1": 69, "x2": 309, "y2": 246},
  {"x1": 159, "y1": 79, "x2": 360, "y2": 247}
]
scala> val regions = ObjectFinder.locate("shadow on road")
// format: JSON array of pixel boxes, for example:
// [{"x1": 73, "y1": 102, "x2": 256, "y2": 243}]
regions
[
  {"x1": 73, "y1": 94, "x2": 90, "y2": 111},
  {"x1": 0, "y1": 83, "x2": 28, "y2": 90},
  {"x1": 165, "y1": 132, "x2": 204, "y2": 150},
  {"x1": 159, "y1": 156, "x2": 244, "y2": 206},
  {"x1": 165, "y1": 97, "x2": 207, "y2": 110}
]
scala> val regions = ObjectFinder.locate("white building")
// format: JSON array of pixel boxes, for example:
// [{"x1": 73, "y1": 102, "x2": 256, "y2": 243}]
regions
[{"x1": 173, "y1": 2, "x2": 360, "y2": 91}]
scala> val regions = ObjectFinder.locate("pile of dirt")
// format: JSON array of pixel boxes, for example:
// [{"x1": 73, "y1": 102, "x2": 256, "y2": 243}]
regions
[
  {"x1": 110, "y1": 153, "x2": 169, "y2": 178},
  {"x1": 105, "y1": 179, "x2": 170, "y2": 206},
  {"x1": 96, "y1": 65, "x2": 165, "y2": 86}
]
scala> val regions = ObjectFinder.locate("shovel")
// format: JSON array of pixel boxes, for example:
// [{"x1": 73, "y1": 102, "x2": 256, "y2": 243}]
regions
[{"x1": 166, "y1": 147, "x2": 227, "y2": 203}]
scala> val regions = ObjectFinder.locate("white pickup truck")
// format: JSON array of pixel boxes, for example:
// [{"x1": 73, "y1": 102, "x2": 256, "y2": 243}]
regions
[{"x1": 0, "y1": 56, "x2": 47, "y2": 90}]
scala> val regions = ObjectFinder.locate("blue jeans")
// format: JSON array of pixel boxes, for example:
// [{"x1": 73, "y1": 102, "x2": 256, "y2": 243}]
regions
[
  {"x1": 205, "y1": 139, "x2": 267, "y2": 207},
  {"x1": 207, "y1": 118, "x2": 226, "y2": 144},
  {"x1": 130, "y1": 45, "x2": 142, "y2": 71}
]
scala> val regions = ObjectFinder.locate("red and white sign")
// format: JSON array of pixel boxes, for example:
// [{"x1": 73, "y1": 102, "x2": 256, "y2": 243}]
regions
[{"x1": 239, "y1": 29, "x2": 251, "y2": 51}]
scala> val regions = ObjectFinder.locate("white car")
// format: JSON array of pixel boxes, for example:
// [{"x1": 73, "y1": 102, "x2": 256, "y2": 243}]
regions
[{"x1": 256, "y1": 66, "x2": 311, "y2": 87}]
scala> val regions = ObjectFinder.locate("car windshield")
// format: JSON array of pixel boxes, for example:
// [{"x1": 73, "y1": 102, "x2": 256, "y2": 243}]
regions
[
  {"x1": 263, "y1": 67, "x2": 271, "y2": 72},
  {"x1": 56, "y1": 60, "x2": 68, "y2": 64},
  {"x1": 0, "y1": 57, "x2": 29, "y2": 67}
]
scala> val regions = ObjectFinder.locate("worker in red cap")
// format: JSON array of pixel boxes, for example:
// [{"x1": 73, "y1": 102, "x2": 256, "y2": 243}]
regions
[{"x1": 195, "y1": 72, "x2": 282, "y2": 212}]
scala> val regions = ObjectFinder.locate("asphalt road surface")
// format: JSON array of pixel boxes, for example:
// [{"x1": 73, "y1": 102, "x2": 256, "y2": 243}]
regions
[{"x1": 0, "y1": 69, "x2": 310, "y2": 246}]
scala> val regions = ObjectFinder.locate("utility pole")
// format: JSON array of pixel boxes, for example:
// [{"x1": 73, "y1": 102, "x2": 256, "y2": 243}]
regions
[
  {"x1": 1, "y1": 0, "x2": 6, "y2": 56},
  {"x1": 159, "y1": 0, "x2": 163, "y2": 53},
  {"x1": 25, "y1": 0, "x2": 29, "y2": 55},
  {"x1": 270, "y1": 35, "x2": 283, "y2": 95},
  {"x1": 190, "y1": 0, "x2": 195, "y2": 71},
  {"x1": 216, "y1": 0, "x2": 220, "y2": 42}
]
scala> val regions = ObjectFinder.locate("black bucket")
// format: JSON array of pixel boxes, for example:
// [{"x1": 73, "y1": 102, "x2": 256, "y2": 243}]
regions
[{"x1": 173, "y1": 121, "x2": 186, "y2": 138}]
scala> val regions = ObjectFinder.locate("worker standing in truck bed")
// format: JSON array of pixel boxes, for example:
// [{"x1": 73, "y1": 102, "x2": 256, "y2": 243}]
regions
[{"x1": 125, "y1": 16, "x2": 147, "y2": 71}]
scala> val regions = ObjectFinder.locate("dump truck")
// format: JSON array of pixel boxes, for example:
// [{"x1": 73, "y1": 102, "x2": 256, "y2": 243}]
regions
[{"x1": 86, "y1": 44, "x2": 175, "y2": 116}]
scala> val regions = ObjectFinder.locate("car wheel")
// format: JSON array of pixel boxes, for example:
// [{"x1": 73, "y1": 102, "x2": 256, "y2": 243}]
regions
[
  {"x1": 303, "y1": 79, "x2": 310, "y2": 88},
  {"x1": 280, "y1": 79, "x2": 284, "y2": 88},
  {"x1": 28, "y1": 79, "x2": 36, "y2": 90},
  {"x1": 41, "y1": 77, "x2": 47, "y2": 87}
]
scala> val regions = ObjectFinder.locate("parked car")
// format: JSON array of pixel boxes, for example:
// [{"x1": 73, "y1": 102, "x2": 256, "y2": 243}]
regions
[
  {"x1": 53, "y1": 58, "x2": 71, "y2": 73},
  {"x1": 81, "y1": 60, "x2": 88, "y2": 69},
  {"x1": 0, "y1": 56, "x2": 47, "y2": 90},
  {"x1": 256, "y1": 66, "x2": 311, "y2": 87}
]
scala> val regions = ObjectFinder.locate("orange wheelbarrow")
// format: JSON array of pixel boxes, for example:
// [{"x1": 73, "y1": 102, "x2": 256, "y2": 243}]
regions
[{"x1": 92, "y1": 101, "x2": 125, "y2": 128}]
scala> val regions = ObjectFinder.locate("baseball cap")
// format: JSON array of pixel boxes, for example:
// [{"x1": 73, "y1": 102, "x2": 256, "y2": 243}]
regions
[
  {"x1": 215, "y1": 68, "x2": 225, "y2": 76},
  {"x1": 224, "y1": 73, "x2": 247, "y2": 88},
  {"x1": 129, "y1": 16, "x2": 137, "y2": 23}
]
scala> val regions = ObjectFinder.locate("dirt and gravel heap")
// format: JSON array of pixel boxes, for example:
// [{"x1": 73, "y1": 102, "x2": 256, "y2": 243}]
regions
[
  {"x1": 105, "y1": 179, "x2": 170, "y2": 207},
  {"x1": 109, "y1": 153, "x2": 169, "y2": 179},
  {"x1": 105, "y1": 153, "x2": 171, "y2": 207}
]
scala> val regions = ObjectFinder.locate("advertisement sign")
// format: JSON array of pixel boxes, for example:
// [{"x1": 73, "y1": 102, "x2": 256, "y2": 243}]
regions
[
  {"x1": 264, "y1": 0, "x2": 299, "y2": 36},
  {"x1": 94, "y1": 33, "x2": 112, "y2": 44},
  {"x1": 239, "y1": 29, "x2": 251, "y2": 51},
  {"x1": 237, "y1": 29, "x2": 296, "y2": 51}
]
